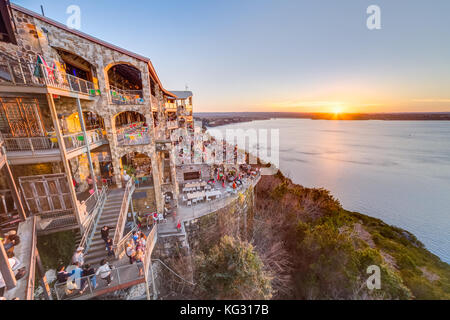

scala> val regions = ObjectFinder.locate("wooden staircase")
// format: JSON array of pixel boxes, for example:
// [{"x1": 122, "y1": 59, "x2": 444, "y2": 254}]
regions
[{"x1": 83, "y1": 189, "x2": 125, "y2": 267}]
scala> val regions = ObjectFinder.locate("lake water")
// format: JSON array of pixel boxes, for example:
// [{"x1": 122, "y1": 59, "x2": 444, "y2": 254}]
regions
[{"x1": 210, "y1": 119, "x2": 450, "y2": 263}]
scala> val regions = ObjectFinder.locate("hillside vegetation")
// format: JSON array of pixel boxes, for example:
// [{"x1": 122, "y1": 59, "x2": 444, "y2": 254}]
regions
[{"x1": 253, "y1": 171, "x2": 450, "y2": 299}]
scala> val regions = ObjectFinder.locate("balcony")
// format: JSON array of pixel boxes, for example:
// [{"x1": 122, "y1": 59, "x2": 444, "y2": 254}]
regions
[
  {"x1": 166, "y1": 120, "x2": 178, "y2": 129},
  {"x1": 116, "y1": 123, "x2": 150, "y2": 147},
  {"x1": 1, "y1": 130, "x2": 108, "y2": 164},
  {"x1": 0, "y1": 53, "x2": 98, "y2": 98},
  {"x1": 109, "y1": 85, "x2": 144, "y2": 105},
  {"x1": 165, "y1": 102, "x2": 177, "y2": 111}
]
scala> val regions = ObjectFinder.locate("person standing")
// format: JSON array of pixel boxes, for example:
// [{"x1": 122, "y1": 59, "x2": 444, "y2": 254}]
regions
[
  {"x1": 134, "y1": 250, "x2": 144, "y2": 277},
  {"x1": 105, "y1": 238, "x2": 114, "y2": 257},
  {"x1": 101, "y1": 226, "x2": 112, "y2": 245},
  {"x1": 80, "y1": 264, "x2": 96, "y2": 294},
  {"x1": 56, "y1": 265, "x2": 71, "y2": 284},
  {"x1": 125, "y1": 241, "x2": 135, "y2": 265},
  {"x1": 96, "y1": 259, "x2": 113, "y2": 286},
  {"x1": 70, "y1": 262, "x2": 83, "y2": 289},
  {"x1": 72, "y1": 247, "x2": 84, "y2": 267}
]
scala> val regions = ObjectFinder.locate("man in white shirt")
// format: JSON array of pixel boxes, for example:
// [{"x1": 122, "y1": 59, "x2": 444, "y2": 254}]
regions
[
  {"x1": 72, "y1": 247, "x2": 84, "y2": 267},
  {"x1": 96, "y1": 259, "x2": 113, "y2": 286},
  {"x1": 0, "y1": 256, "x2": 21, "y2": 296}
]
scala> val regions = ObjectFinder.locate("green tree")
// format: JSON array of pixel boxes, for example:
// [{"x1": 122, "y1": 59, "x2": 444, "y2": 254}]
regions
[{"x1": 195, "y1": 236, "x2": 272, "y2": 300}]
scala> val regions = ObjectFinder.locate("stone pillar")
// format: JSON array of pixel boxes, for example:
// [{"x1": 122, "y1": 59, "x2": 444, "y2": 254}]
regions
[
  {"x1": 151, "y1": 150, "x2": 163, "y2": 214},
  {"x1": 106, "y1": 115, "x2": 123, "y2": 188}
]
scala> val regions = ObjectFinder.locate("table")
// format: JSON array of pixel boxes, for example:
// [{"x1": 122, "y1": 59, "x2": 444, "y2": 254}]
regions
[
  {"x1": 206, "y1": 190, "x2": 222, "y2": 199},
  {"x1": 185, "y1": 181, "x2": 207, "y2": 189},
  {"x1": 186, "y1": 191, "x2": 206, "y2": 201}
]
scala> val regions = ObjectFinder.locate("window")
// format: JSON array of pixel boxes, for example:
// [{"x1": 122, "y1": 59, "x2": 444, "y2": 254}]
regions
[{"x1": 184, "y1": 171, "x2": 200, "y2": 181}]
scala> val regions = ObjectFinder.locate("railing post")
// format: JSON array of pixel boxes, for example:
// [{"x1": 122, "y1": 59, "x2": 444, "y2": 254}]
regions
[
  {"x1": 28, "y1": 137, "x2": 35, "y2": 155},
  {"x1": 6, "y1": 61, "x2": 15, "y2": 84}
]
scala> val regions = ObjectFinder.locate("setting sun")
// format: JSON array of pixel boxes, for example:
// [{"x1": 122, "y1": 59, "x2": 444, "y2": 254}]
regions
[{"x1": 332, "y1": 106, "x2": 343, "y2": 115}]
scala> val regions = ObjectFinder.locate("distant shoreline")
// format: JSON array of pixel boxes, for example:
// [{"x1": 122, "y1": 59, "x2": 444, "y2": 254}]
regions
[{"x1": 195, "y1": 112, "x2": 450, "y2": 127}]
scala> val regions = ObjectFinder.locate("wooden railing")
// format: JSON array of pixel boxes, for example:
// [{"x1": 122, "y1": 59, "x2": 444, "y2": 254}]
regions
[
  {"x1": 114, "y1": 226, "x2": 138, "y2": 259},
  {"x1": 144, "y1": 224, "x2": 157, "y2": 273},
  {"x1": 25, "y1": 216, "x2": 37, "y2": 300},
  {"x1": 79, "y1": 186, "x2": 108, "y2": 253},
  {"x1": 112, "y1": 179, "x2": 135, "y2": 256}
]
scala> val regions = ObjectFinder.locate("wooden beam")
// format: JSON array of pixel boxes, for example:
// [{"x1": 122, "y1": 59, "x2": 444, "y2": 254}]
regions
[
  {"x1": 2, "y1": 163, "x2": 27, "y2": 221},
  {"x1": 46, "y1": 94, "x2": 83, "y2": 230},
  {"x1": 0, "y1": 241, "x2": 16, "y2": 291}
]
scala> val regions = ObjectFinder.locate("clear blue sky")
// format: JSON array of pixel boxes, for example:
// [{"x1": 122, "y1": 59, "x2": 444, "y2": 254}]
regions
[{"x1": 13, "y1": 0, "x2": 450, "y2": 113}]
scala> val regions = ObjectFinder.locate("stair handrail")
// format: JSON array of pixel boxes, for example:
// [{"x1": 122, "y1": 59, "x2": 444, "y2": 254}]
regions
[
  {"x1": 79, "y1": 185, "x2": 108, "y2": 253},
  {"x1": 114, "y1": 225, "x2": 138, "y2": 259},
  {"x1": 112, "y1": 179, "x2": 135, "y2": 251}
]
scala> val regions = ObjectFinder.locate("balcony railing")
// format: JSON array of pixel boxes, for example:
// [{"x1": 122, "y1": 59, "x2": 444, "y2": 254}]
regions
[
  {"x1": 116, "y1": 123, "x2": 150, "y2": 146},
  {"x1": 2, "y1": 136, "x2": 57, "y2": 153},
  {"x1": 0, "y1": 53, "x2": 97, "y2": 96},
  {"x1": 39, "y1": 64, "x2": 96, "y2": 96},
  {"x1": 54, "y1": 262, "x2": 145, "y2": 300},
  {"x1": 1, "y1": 130, "x2": 107, "y2": 155},
  {"x1": 109, "y1": 86, "x2": 144, "y2": 105},
  {"x1": 166, "y1": 120, "x2": 178, "y2": 129},
  {"x1": 165, "y1": 102, "x2": 177, "y2": 110}
]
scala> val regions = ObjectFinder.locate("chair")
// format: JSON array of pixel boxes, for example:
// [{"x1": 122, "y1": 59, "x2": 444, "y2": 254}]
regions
[
  {"x1": 192, "y1": 199, "x2": 197, "y2": 205},
  {"x1": 187, "y1": 200, "x2": 192, "y2": 207}
]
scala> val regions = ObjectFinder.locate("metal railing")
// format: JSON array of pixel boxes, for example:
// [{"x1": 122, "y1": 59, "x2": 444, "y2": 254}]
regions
[
  {"x1": 79, "y1": 186, "x2": 108, "y2": 253},
  {"x1": 108, "y1": 85, "x2": 144, "y2": 105},
  {"x1": 1, "y1": 129, "x2": 107, "y2": 155},
  {"x1": 166, "y1": 120, "x2": 178, "y2": 129},
  {"x1": 2, "y1": 136, "x2": 57, "y2": 153},
  {"x1": 63, "y1": 129, "x2": 107, "y2": 150},
  {"x1": 39, "y1": 64, "x2": 96, "y2": 96},
  {"x1": 116, "y1": 131, "x2": 150, "y2": 146},
  {"x1": 0, "y1": 52, "x2": 45, "y2": 86},
  {"x1": 54, "y1": 262, "x2": 145, "y2": 300},
  {"x1": 112, "y1": 179, "x2": 135, "y2": 255},
  {"x1": 180, "y1": 173, "x2": 261, "y2": 220}
]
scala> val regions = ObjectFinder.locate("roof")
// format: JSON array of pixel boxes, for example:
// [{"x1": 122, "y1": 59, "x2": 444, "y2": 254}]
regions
[
  {"x1": 169, "y1": 91, "x2": 193, "y2": 100},
  {"x1": 10, "y1": 3, "x2": 176, "y2": 98}
]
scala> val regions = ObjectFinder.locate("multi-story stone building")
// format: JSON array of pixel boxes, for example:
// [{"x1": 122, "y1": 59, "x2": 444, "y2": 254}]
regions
[{"x1": 0, "y1": 1, "x2": 185, "y2": 236}]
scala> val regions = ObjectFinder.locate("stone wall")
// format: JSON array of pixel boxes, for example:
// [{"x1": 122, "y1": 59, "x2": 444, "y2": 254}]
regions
[{"x1": 154, "y1": 185, "x2": 256, "y2": 259}]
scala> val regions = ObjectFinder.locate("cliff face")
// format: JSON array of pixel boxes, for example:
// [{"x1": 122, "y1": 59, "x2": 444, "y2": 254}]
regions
[{"x1": 255, "y1": 172, "x2": 450, "y2": 300}]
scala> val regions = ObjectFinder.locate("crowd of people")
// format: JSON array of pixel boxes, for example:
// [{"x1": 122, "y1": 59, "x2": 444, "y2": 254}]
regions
[
  {"x1": 125, "y1": 230, "x2": 147, "y2": 277},
  {"x1": 55, "y1": 226, "x2": 149, "y2": 297}
]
